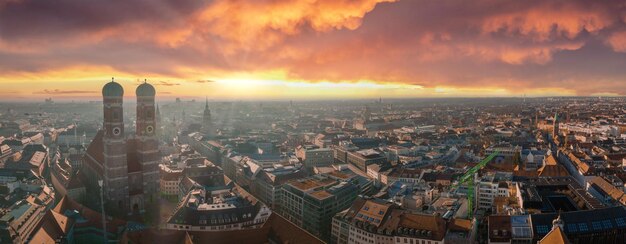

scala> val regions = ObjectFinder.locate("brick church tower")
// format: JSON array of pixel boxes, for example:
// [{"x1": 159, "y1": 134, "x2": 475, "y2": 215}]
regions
[
  {"x1": 135, "y1": 81, "x2": 159, "y2": 203},
  {"x1": 101, "y1": 78, "x2": 130, "y2": 210},
  {"x1": 84, "y1": 79, "x2": 161, "y2": 215}
]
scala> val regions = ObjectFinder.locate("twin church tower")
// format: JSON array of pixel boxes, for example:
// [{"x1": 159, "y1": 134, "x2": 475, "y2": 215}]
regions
[{"x1": 84, "y1": 79, "x2": 159, "y2": 214}]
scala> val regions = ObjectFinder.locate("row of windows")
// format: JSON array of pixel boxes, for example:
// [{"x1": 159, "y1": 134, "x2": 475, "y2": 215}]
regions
[
  {"x1": 172, "y1": 224, "x2": 239, "y2": 230},
  {"x1": 161, "y1": 181, "x2": 179, "y2": 186},
  {"x1": 160, "y1": 187, "x2": 177, "y2": 191},
  {"x1": 397, "y1": 237, "x2": 437, "y2": 244}
]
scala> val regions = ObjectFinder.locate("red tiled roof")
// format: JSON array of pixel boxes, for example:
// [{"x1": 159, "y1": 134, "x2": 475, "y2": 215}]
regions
[
  {"x1": 122, "y1": 213, "x2": 323, "y2": 244},
  {"x1": 54, "y1": 196, "x2": 127, "y2": 233},
  {"x1": 84, "y1": 130, "x2": 144, "y2": 174},
  {"x1": 84, "y1": 130, "x2": 104, "y2": 175},
  {"x1": 66, "y1": 170, "x2": 84, "y2": 190},
  {"x1": 488, "y1": 215, "x2": 512, "y2": 242},
  {"x1": 29, "y1": 210, "x2": 75, "y2": 244},
  {"x1": 398, "y1": 212, "x2": 447, "y2": 241},
  {"x1": 539, "y1": 226, "x2": 570, "y2": 244}
]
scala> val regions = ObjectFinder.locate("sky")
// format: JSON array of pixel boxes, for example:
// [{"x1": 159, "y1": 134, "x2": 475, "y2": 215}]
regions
[{"x1": 1, "y1": 0, "x2": 626, "y2": 100}]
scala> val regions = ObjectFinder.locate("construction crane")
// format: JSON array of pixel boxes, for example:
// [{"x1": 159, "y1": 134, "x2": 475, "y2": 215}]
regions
[{"x1": 451, "y1": 150, "x2": 500, "y2": 219}]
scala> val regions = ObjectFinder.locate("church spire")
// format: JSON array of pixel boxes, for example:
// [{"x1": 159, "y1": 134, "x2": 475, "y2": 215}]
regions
[
  {"x1": 202, "y1": 97, "x2": 212, "y2": 135},
  {"x1": 203, "y1": 97, "x2": 211, "y2": 118}
]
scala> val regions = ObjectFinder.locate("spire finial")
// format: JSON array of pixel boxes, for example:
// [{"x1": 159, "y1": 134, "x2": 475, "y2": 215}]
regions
[
  {"x1": 144, "y1": 78, "x2": 147, "y2": 84},
  {"x1": 111, "y1": 77, "x2": 114, "y2": 83}
]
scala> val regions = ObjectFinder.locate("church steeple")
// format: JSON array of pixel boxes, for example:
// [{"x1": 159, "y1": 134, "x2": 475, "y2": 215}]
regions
[
  {"x1": 202, "y1": 97, "x2": 213, "y2": 135},
  {"x1": 203, "y1": 97, "x2": 211, "y2": 122}
]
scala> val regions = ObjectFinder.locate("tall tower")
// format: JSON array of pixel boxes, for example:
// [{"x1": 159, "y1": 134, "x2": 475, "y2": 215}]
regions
[
  {"x1": 101, "y1": 78, "x2": 129, "y2": 210},
  {"x1": 553, "y1": 112, "x2": 559, "y2": 138},
  {"x1": 135, "y1": 81, "x2": 159, "y2": 204},
  {"x1": 202, "y1": 98, "x2": 212, "y2": 135}
]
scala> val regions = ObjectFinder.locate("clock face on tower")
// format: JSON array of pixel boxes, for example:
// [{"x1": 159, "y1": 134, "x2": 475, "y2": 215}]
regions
[
  {"x1": 112, "y1": 127, "x2": 121, "y2": 136},
  {"x1": 146, "y1": 125, "x2": 154, "y2": 135}
]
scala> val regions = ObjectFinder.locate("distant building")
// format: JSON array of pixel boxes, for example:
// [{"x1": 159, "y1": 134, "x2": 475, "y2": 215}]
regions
[
  {"x1": 159, "y1": 165, "x2": 182, "y2": 199},
  {"x1": 50, "y1": 156, "x2": 86, "y2": 203},
  {"x1": 521, "y1": 149, "x2": 546, "y2": 171},
  {"x1": 331, "y1": 197, "x2": 451, "y2": 244},
  {"x1": 3, "y1": 144, "x2": 49, "y2": 179},
  {"x1": 586, "y1": 176, "x2": 626, "y2": 206},
  {"x1": 28, "y1": 209, "x2": 75, "y2": 244},
  {"x1": 250, "y1": 166, "x2": 307, "y2": 210},
  {"x1": 333, "y1": 142, "x2": 359, "y2": 164},
  {"x1": 488, "y1": 207, "x2": 626, "y2": 243},
  {"x1": 122, "y1": 213, "x2": 324, "y2": 244},
  {"x1": 476, "y1": 172, "x2": 512, "y2": 212},
  {"x1": 347, "y1": 149, "x2": 386, "y2": 173},
  {"x1": 557, "y1": 149, "x2": 593, "y2": 186},
  {"x1": 296, "y1": 144, "x2": 334, "y2": 169},
  {"x1": 166, "y1": 182, "x2": 270, "y2": 232},
  {"x1": 0, "y1": 199, "x2": 48, "y2": 243},
  {"x1": 281, "y1": 174, "x2": 358, "y2": 241},
  {"x1": 0, "y1": 187, "x2": 55, "y2": 243},
  {"x1": 201, "y1": 98, "x2": 213, "y2": 136},
  {"x1": 0, "y1": 168, "x2": 40, "y2": 194}
]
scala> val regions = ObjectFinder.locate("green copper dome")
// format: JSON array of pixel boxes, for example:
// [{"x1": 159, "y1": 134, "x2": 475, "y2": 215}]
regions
[
  {"x1": 136, "y1": 81, "x2": 156, "y2": 97},
  {"x1": 102, "y1": 79, "x2": 124, "y2": 97}
]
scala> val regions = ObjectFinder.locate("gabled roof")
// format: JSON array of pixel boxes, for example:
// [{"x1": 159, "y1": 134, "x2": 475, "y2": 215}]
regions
[
  {"x1": 54, "y1": 196, "x2": 127, "y2": 233},
  {"x1": 29, "y1": 210, "x2": 74, "y2": 244},
  {"x1": 449, "y1": 218, "x2": 472, "y2": 232},
  {"x1": 396, "y1": 211, "x2": 447, "y2": 241},
  {"x1": 539, "y1": 226, "x2": 570, "y2": 244},
  {"x1": 65, "y1": 170, "x2": 84, "y2": 190},
  {"x1": 84, "y1": 130, "x2": 145, "y2": 174},
  {"x1": 84, "y1": 130, "x2": 104, "y2": 175},
  {"x1": 588, "y1": 176, "x2": 626, "y2": 205},
  {"x1": 123, "y1": 213, "x2": 323, "y2": 244},
  {"x1": 488, "y1": 215, "x2": 512, "y2": 242},
  {"x1": 538, "y1": 164, "x2": 569, "y2": 177}
]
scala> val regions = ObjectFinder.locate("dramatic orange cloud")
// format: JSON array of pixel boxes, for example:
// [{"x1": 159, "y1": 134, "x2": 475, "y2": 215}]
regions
[
  {"x1": 0, "y1": 0, "x2": 626, "y2": 99},
  {"x1": 480, "y1": 2, "x2": 615, "y2": 41},
  {"x1": 199, "y1": 0, "x2": 394, "y2": 40},
  {"x1": 607, "y1": 31, "x2": 626, "y2": 52}
]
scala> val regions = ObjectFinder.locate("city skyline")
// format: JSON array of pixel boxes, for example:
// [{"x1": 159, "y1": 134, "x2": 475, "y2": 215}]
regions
[
  {"x1": 2, "y1": 0, "x2": 626, "y2": 99},
  {"x1": 2, "y1": 81, "x2": 626, "y2": 243},
  {"x1": 2, "y1": 1, "x2": 626, "y2": 243}
]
